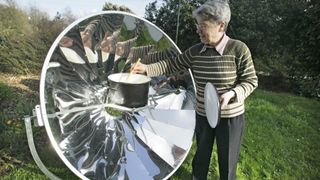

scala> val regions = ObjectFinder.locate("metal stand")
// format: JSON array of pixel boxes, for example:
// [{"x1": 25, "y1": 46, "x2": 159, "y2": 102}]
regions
[{"x1": 24, "y1": 116, "x2": 61, "y2": 180}]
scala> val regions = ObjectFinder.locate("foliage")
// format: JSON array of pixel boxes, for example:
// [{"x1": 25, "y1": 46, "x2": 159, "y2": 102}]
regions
[
  {"x1": 0, "y1": 3, "x2": 32, "y2": 37},
  {"x1": 0, "y1": 2, "x2": 70, "y2": 75},
  {"x1": 102, "y1": 2, "x2": 133, "y2": 13},
  {"x1": 145, "y1": 0, "x2": 205, "y2": 51},
  {"x1": 0, "y1": 81, "x2": 13, "y2": 102},
  {"x1": 0, "y1": 3, "x2": 42, "y2": 75},
  {"x1": 0, "y1": 35, "x2": 45, "y2": 74},
  {"x1": 0, "y1": 118, "x2": 77, "y2": 179},
  {"x1": 28, "y1": 9, "x2": 67, "y2": 48},
  {"x1": 229, "y1": 0, "x2": 320, "y2": 97},
  {"x1": 289, "y1": 1, "x2": 320, "y2": 97},
  {"x1": 144, "y1": 0, "x2": 320, "y2": 98}
]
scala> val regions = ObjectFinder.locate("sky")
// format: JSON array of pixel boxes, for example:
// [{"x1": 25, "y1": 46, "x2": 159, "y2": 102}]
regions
[{"x1": 1, "y1": 0, "x2": 156, "y2": 18}]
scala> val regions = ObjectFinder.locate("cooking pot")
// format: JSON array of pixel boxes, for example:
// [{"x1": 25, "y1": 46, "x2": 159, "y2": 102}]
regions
[{"x1": 107, "y1": 73, "x2": 151, "y2": 108}]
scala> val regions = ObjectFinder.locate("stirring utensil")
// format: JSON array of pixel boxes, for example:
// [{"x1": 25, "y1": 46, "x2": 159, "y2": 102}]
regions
[{"x1": 126, "y1": 58, "x2": 141, "y2": 82}]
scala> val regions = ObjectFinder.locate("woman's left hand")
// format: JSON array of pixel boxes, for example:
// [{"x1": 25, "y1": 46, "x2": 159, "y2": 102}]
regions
[{"x1": 220, "y1": 90, "x2": 235, "y2": 108}]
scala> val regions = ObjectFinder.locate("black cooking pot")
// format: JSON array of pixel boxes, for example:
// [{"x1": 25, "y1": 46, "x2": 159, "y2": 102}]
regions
[{"x1": 107, "y1": 73, "x2": 151, "y2": 108}]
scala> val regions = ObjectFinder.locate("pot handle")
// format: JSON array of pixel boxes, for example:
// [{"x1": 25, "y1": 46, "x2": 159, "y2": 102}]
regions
[{"x1": 105, "y1": 86, "x2": 117, "y2": 93}]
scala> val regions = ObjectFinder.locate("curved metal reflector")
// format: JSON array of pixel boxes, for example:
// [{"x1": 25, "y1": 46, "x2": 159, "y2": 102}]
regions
[{"x1": 39, "y1": 11, "x2": 196, "y2": 179}]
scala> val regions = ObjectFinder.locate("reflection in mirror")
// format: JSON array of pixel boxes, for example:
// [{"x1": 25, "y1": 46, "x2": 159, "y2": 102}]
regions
[{"x1": 42, "y1": 12, "x2": 195, "y2": 179}]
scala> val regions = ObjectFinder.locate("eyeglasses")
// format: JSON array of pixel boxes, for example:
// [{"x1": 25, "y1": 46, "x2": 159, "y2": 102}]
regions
[
  {"x1": 195, "y1": 21, "x2": 212, "y2": 30},
  {"x1": 195, "y1": 21, "x2": 223, "y2": 31}
]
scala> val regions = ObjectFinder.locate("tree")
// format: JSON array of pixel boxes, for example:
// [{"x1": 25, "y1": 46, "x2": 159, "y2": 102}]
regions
[
  {"x1": 0, "y1": 2, "x2": 32, "y2": 37},
  {"x1": 102, "y1": 2, "x2": 133, "y2": 13},
  {"x1": 0, "y1": 1, "x2": 76, "y2": 74},
  {"x1": 289, "y1": 0, "x2": 320, "y2": 97},
  {"x1": 144, "y1": 0, "x2": 320, "y2": 97},
  {"x1": 145, "y1": 0, "x2": 206, "y2": 51},
  {"x1": 61, "y1": 7, "x2": 77, "y2": 25}
]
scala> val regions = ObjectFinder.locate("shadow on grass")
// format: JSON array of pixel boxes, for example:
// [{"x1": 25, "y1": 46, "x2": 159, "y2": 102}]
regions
[{"x1": 20, "y1": 78, "x2": 39, "y2": 93}]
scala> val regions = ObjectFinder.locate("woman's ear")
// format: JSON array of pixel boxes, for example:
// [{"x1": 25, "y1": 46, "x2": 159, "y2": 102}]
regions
[{"x1": 219, "y1": 22, "x2": 225, "y2": 32}]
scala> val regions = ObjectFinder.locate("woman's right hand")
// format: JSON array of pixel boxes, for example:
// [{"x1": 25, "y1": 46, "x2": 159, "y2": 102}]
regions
[{"x1": 131, "y1": 62, "x2": 147, "y2": 74}]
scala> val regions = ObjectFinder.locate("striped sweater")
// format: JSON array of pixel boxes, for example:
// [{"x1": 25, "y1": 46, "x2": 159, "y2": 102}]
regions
[{"x1": 146, "y1": 38, "x2": 258, "y2": 118}]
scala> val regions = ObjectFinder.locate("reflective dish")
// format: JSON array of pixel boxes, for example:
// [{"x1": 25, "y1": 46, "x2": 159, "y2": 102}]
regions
[{"x1": 40, "y1": 11, "x2": 196, "y2": 180}]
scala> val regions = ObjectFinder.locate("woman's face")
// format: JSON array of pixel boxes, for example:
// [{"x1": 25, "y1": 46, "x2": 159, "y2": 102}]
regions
[
  {"x1": 115, "y1": 43, "x2": 124, "y2": 56},
  {"x1": 195, "y1": 16, "x2": 224, "y2": 45},
  {"x1": 101, "y1": 37, "x2": 112, "y2": 53}
]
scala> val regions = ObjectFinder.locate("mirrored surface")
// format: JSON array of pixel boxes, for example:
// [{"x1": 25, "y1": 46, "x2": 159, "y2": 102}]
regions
[{"x1": 40, "y1": 11, "x2": 196, "y2": 180}]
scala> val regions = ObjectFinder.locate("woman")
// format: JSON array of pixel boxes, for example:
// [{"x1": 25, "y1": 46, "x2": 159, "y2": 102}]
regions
[{"x1": 132, "y1": 0, "x2": 258, "y2": 179}]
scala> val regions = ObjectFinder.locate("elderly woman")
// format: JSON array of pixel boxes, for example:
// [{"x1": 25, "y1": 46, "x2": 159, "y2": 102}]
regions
[{"x1": 132, "y1": 0, "x2": 258, "y2": 179}]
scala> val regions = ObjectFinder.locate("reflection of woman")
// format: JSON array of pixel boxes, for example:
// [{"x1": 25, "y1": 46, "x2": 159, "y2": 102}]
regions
[
  {"x1": 113, "y1": 36, "x2": 137, "y2": 73},
  {"x1": 128, "y1": 45, "x2": 155, "y2": 63},
  {"x1": 81, "y1": 14, "x2": 124, "y2": 50},
  {"x1": 79, "y1": 14, "x2": 124, "y2": 77},
  {"x1": 100, "y1": 30, "x2": 120, "y2": 73},
  {"x1": 132, "y1": 1, "x2": 258, "y2": 179},
  {"x1": 142, "y1": 46, "x2": 179, "y2": 65}
]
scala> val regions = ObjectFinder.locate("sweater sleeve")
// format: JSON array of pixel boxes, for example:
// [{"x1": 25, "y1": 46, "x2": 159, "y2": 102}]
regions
[
  {"x1": 232, "y1": 44, "x2": 258, "y2": 103},
  {"x1": 146, "y1": 48, "x2": 193, "y2": 77}
]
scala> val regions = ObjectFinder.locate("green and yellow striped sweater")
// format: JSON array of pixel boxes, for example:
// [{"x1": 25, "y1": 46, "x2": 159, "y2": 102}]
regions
[{"x1": 146, "y1": 38, "x2": 258, "y2": 118}]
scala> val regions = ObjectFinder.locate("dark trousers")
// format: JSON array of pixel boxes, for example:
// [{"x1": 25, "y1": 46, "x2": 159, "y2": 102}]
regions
[{"x1": 192, "y1": 113, "x2": 245, "y2": 180}]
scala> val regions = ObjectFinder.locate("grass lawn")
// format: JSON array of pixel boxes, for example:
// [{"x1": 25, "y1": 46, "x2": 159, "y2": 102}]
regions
[{"x1": 1, "y1": 77, "x2": 319, "y2": 179}]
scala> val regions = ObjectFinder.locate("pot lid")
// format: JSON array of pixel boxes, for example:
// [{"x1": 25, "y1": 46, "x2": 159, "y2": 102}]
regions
[{"x1": 204, "y1": 82, "x2": 220, "y2": 128}]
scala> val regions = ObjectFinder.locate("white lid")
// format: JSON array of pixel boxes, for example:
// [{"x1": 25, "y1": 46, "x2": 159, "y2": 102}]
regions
[
  {"x1": 108, "y1": 73, "x2": 151, "y2": 84},
  {"x1": 204, "y1": 82, "x2": 220, "y2": 128}
]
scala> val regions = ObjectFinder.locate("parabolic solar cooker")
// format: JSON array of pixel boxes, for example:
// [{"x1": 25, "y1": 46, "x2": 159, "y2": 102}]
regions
[{"x1": 24, "y1": 11, "x2": 220, "y2": 180}]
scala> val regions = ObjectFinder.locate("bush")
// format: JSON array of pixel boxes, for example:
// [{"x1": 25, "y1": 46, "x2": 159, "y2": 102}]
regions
[{"x1": 290, "y1": 76, "x2": 320, "y2": 98}]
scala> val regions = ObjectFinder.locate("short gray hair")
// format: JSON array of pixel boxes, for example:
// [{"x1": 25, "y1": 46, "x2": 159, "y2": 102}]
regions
[{"x1": 193, "y1": 0, "x2": 231, "y2": 31}]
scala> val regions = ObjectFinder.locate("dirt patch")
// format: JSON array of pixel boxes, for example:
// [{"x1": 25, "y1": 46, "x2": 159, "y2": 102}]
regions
[{"x1": 0, "y1": 73, "x2": 40, "y2": 93}]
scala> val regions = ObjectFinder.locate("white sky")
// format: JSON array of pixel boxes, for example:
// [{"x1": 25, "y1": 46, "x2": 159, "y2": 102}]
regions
[{"x1": 1, "y1": 0, "x2": 156, "y2": 18}]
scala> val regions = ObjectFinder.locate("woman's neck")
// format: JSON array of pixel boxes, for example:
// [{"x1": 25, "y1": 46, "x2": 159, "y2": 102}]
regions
[{"x1": 208, "y1": 33, "x2": 224, "y2": 47}]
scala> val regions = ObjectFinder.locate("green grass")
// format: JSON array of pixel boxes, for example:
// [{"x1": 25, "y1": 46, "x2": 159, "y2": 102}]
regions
[
  {"x1": 0, "y1": 78, "x2": 79, "y2": 179},
  {"x1": 237, "y1": 90, "x2": 320, "y2": 179},
  {"x1": 1, "y1": 89, "x2": 319, "y2": 179},
  {"x1": 172, "y1": 89, "x2": 320, "y2": 179},
  {"x1": 0, "y1": 81, "x2": 13, "y2": 102}
]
